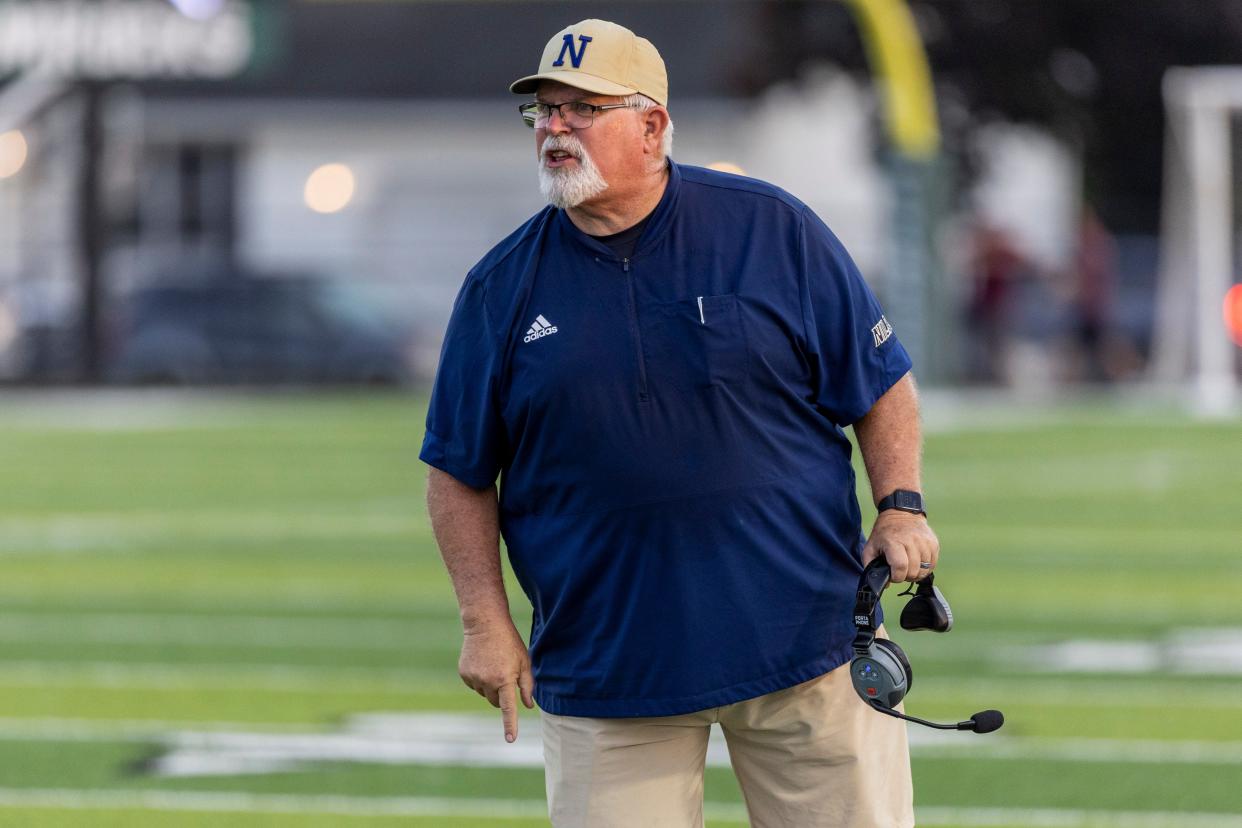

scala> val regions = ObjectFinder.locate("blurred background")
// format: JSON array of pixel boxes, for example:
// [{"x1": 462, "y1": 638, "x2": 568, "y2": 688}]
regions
[
  {"x1": 1, "y1": 0, "x2": 1240, "y2": 400},
  {"x1": 1, "y1": 1, "x2": 1241, "y2": 827}
]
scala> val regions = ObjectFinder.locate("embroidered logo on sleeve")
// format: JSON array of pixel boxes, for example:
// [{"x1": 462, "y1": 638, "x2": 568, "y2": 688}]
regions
[{"x1": 871, "y1": 316, "x2": 894, "y2": 348}]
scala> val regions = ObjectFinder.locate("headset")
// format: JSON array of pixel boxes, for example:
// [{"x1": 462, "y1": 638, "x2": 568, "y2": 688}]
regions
[{"x1": 851, "y1": 557, "x2": 1004, "y2": 734}]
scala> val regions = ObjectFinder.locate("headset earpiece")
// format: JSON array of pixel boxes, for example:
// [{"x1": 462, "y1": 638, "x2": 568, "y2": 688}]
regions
[
  {"x1": 851, "y1": 637, "x2": 910, "y2": 709},
  {"x1": 899, "y1": 575, "x2": 954, "y2": 633}
]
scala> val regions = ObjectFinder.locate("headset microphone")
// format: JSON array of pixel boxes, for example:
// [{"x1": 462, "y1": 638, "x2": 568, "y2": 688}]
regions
[
  {"x1": 867, "y1": 701, "x2": 1005, "y2": 733},
  {"x1": 850, "y1": 557, "x2": 1004, "y2": 734}
]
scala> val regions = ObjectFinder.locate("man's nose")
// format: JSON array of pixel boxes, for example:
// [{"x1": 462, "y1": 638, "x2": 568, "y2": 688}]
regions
[{"x1": 545, "y1": 107, "x2": 572, "y2": 134}]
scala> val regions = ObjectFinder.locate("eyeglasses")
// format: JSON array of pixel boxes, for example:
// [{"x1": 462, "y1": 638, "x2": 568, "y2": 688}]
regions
[{"x1": 518, "y1": 100, "x2": 636, "y2": 129}]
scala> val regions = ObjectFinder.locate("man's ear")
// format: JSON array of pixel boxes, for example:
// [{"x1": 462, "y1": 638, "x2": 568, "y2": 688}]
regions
[{"x1": 642, "y1": 107, "x2": 670, "y2": 145}]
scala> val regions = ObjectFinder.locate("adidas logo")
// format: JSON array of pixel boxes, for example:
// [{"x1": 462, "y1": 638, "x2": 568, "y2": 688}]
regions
[{"x1": 523, "y1": 314, "x2": 558, "y2": 343}]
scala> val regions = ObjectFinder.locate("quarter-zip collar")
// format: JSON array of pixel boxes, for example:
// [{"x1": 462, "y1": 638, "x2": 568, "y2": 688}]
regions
[{"x1": 555, "y1": 159, "x2": 682, "y2": 261}]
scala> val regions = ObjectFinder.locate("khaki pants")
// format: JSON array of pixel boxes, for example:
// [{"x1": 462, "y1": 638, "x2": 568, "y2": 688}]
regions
[{"x1": 540, "y1": 656, "x2": 914, "y2": 828}]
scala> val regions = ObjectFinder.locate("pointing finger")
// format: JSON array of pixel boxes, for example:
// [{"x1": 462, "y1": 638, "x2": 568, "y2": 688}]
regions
[{"x1": 499, "y1": 682, "x2": 519, "y2": 743}]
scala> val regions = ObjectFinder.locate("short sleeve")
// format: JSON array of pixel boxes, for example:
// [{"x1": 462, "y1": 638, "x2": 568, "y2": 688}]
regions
[
  {"x1": 799, "y1": 207, "x2": 913, "y2": 426},
  {"x1": 419, "y1": 275, "x2": 507, "y2": 488}
]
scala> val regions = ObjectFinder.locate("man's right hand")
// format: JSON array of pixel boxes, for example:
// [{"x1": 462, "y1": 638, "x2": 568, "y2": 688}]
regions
[{"x1": 459, "y1": 618, "x2": 536, "y2": 743}]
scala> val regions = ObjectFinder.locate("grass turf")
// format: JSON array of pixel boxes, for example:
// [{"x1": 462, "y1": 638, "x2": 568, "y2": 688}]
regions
[{"x1": 0, "y1": 390, "x2": 1240, "y2": 827}]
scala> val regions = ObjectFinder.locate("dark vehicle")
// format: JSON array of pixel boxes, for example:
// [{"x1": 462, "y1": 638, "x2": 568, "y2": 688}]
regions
[{"x1": 108, "y1": 277, "x2": 412, "y2": 385}]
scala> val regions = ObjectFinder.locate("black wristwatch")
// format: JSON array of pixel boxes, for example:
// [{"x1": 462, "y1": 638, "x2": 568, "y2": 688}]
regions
[{"x1": 876, "y1": 489, "x2": 926, "y2": 517}]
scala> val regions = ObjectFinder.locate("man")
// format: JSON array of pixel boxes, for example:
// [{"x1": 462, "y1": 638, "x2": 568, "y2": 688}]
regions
[{"x1": 421, "y1": 18, "x2": 938, "y2": 828}]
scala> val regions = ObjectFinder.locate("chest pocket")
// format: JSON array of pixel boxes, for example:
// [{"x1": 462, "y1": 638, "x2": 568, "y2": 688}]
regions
[{"x1": 642, "y1": 293, "x2": 749, "y2": 390}]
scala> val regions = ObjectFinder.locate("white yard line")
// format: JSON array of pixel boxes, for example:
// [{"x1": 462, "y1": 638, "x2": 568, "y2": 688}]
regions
[
  {"x1": 0, "y1": 717, "x2": 328, "y2": 740},
  {"x1": 1003, "y1": 629, "x2": 1242, "y2": 676},
  {"x1": 0, "y1": 612, "x2": 454, "y2": 651},
  {"x1": 916, "y1": 807, "x2": 1242, "y2": 827},
  {"x1": 0, "y1": 714, "x2": 1240, "y2": 769},
  {"x1": 911, "y1": 735, "x2": 1242, "y2": 764},
  {"x1": 0, "y1": 511, "x2": 422, "y2": 555},
  {"x1": 0, "y1": 788, "x2": 556, "y2": 819},
  {"x1": 0, "y1": 389, "x2": 268, "y2": 430},
  {"x1": 0, "y1": 593, "x2": 446, "y2": 616},
  {"x1": 0, "y1": 789, "x2": 1237, "y2": 827},
  {"x1": 0, "y1": 659, "x2": 1226, "y2": 707},
  {"x1": 914, "y1": 677, "x2": 1242, "y2": 707},
  {"x1": 0, "y1": 661, "x2": 454, "y2": 691},
  {"x1": 915, "y1": 388, "x2": 1188, "y2": 435}
]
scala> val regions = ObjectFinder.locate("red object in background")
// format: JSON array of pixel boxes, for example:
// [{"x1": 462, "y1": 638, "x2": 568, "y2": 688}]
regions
[{"x1": 1225, "y1": 284, "x2": 1242, "y2": 347}]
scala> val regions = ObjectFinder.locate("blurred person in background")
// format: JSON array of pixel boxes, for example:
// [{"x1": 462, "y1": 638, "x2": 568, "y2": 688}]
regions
[
  {"x1": 1071, "y1": 205, "x2": 1122, "y2": 382},
  {"x1": 421, "y1": 19, "x2": 936, "y2": 828},
  {"x1": 965, "y1": 224, "x2": 1029, "y2": 384}
]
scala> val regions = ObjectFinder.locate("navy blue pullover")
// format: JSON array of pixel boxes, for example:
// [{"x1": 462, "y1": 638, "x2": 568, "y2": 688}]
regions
[{"x1": 421, "y1": 161, "x2": 912, "y2": 717}]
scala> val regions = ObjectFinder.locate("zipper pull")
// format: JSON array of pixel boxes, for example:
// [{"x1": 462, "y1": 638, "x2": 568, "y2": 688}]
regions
[
  {"x1": 696, "y1": 296, "x2": 705, "y2": 324},
  {"x1": 623, "y1": 258, "x2": 630, "y2": 273}
]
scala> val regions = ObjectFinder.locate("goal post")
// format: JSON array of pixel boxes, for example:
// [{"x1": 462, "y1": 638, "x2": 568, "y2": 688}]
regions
[{"x1": 1153, "y1": 67, "x2": 1240, "y2": 416}]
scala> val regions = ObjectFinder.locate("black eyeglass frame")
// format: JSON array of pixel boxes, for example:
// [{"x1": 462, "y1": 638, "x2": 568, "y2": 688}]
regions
[{"x1": 518, "y1": 100, "x2": 637, "y2": 129}]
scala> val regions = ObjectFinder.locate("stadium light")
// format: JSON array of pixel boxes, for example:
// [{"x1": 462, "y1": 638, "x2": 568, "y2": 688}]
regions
[
  {"x1": 304, "y1": 163, "x2": 356, "y2": 214},
  {"x1": 0, "y1": 129, "x2": 28, "y2": 179}
]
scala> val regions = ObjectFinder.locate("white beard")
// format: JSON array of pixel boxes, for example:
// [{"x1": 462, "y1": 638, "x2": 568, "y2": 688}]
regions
[{"x1": 537, "y1": 135, "x2": 608, "y2": 209}]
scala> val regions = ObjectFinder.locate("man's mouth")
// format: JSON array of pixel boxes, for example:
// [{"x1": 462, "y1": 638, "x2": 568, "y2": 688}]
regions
[{"x1": 544, "y1": 149, "x2": 578, "y2": 167}]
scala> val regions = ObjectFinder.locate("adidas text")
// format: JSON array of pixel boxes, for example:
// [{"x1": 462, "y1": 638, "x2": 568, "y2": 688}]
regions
[
  {"x1": 523, "y1": 314, "x2": 558, "y2": 343},
  {"x1": 524, "y1": 326, "x2": 558, "y2": 343}
]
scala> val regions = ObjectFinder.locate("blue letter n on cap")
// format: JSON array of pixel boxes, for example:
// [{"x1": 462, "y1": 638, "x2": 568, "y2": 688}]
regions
[{"x1": 552, "y1": 34, "x2": 593, "y2": 68}]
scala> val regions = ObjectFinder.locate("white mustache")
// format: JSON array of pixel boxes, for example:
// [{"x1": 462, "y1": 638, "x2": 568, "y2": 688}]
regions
[{"x1": 540, "y1": 135, "x2": 585, "y2": 159}]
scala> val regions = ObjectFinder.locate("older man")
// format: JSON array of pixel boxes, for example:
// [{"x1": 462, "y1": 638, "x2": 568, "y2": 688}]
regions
[{"x1": 421, "y1": 18, "x2": 936, "y2": 828}]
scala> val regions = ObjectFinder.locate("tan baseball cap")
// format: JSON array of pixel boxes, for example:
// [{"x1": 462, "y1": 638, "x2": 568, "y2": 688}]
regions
[{"x1": 509, "y1": 19, "x2": 668, "y2": 106}]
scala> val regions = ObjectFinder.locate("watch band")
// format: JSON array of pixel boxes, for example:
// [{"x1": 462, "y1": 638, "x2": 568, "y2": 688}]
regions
[{"x1": 876, "y1": 489, "x2": 926, "y2": 516}]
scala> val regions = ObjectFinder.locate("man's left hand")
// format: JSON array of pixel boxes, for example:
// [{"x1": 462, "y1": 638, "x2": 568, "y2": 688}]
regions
[{"x1": 861, "y1": 511, "x2": 939, "y2": 583}]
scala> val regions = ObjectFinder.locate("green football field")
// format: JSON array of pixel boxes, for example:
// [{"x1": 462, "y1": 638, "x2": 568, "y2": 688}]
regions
[{"x1": 0, "y1": 389, "x2": 1240, "y2": 827}]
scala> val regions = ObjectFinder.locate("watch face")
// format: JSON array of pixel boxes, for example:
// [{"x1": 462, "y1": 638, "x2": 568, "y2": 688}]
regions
[
  {"x1": 881, "y1": 490, "x2": 925, "y2": 515},
  {"x1": 894, "y1": 491, "x2": 922, "y2": 512}
]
